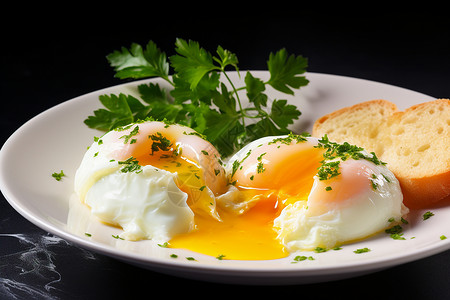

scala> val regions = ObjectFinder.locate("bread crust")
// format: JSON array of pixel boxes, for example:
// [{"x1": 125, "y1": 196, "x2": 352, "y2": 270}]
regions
[
  {"x1": 313, "y1": 99, "x2": 398, "y2": 133},
  {"x1": 400, "y1": 171, "x2": 450, "y2": 209},
  {"x1": 312, "y1": 99, "x2": 450, "y2": 209}
]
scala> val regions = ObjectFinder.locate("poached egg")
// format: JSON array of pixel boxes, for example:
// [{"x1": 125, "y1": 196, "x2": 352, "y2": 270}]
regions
[
  {"x1": 74, "y1": 120, "x2": 227, "y2": 243},
  {"x1": 74, "y1": 121, "x2": 407, "y2": 260}
]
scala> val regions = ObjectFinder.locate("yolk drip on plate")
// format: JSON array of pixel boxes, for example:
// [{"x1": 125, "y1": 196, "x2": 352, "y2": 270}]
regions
[
  {"x1": 145, "y1": 140, "x2": 325, "y2": 261},
  {"x1": 170, "y1": 193, "x2": 287, "y2": 260}
]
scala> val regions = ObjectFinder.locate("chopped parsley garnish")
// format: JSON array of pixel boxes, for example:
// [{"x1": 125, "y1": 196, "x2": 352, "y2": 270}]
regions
[
  {"x1": 381, "y1": 173, "x2": 391, "y2": 183},
  {"x1": 216, "y1": 254, "x2": 226, "y2": 260},
  {"x1": 315, "y1": 134, "x2": 387, "y2": 182},
  {"x1": 440, "y1": 235, "x2": 447, "y2": 240},
  {"x1": 230, "y1": 149, "x2": 252, "y2": 179},
  {"x1": 317, "y1": 161, "x2": 340, "y2": 181},
  {"x1": 186, "y1": 257, "x2": 196, "y2": 261},
  {"x1": 231, "y1": 160, "x2": 241, "y2": 178},
  {"x1": 385, "y1": 225, "x2": 403, "y2": 234},
  {"x1": 292, "y1": 255, "x2": 315, "y2": 262},
  {"x1": 385, "y1": 225, "x2": 406, "y2": 240},
  {"x1": 370, "y1": 179, "x2": 379, "y2": 190},
  {"x1": 52, "y1": 170, "x2": 66, "y2": 181},
  {"x1": 314, "y1": 247, "x2": 328, "y2": 253},
  {"x1": 353, "y1": 247, "x2": 371, "y2": 254},
  {"x1": 256, "y1": 152, "x2": 267, "y2": 174},
  {"x1": 119, "y1": 125, "x2": 139, "y2": 144},
  {"x1": 269, "y1": 132, "x2": 310, "y2": 145},
  {"x1": 316, "y1": 134, "x2": 386, "y2": 165},
  {"x1": 423, "y1": 211, "x2": 435, "y2": 220},
  {"x1": 390, "y1": 233, "x2": 406, "y2": 240},
  {"x1": 94, "y1": 136, "x2": 103, "y2": 145},
  {"x1": 257, "y1": 162, "x2": 265, "y2": 174},
  {"x1": 149, "y1": 132, "x2": 173, "y2": 154},
  {"x1": 257, "y1": 152, "x2": 267, "y2": 161},
  {"x1": 183, "y1": 131, "x2": 207, "y2": 140},
  {"x1": 118, "y1": 157, "x2": 142, "y2": 173},
  {"x1": 112, "y1": 234, "x2": 124, "y2": 240}
]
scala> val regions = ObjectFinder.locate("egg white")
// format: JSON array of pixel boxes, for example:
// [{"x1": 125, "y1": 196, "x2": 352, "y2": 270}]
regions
[
  {"x1": 227, "y1": 134, "x2": 408, "y2": 251},
  {"x1": 75, "y1": 129, "x2": 408, "y2": 252},
  {"x1": 274, "y1": 157, "x2": 408, "y2": 251},
  {"x1": 74, "y1": 133, "x2": 194, "y2": 243}
]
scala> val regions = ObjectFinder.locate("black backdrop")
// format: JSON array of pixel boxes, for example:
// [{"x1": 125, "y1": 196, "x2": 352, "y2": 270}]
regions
[{"x1": 1, "y1": 8, "x2": 449, "y2": 299}]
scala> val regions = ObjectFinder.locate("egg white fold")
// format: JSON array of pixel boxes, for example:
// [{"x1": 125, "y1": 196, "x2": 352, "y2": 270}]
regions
[
  {"x1": 274, "y1": 158, "x2": 408, "y2": 251},
  {"x1": 74, "y1": 132, "x2": 195, "y2": 243},
  {"x1": 84, "y1": 166, "x2": 194, "y2": 242}
]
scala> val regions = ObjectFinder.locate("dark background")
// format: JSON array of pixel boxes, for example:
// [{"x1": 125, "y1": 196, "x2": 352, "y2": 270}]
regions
[{"x1": 1, "y1": 8, "x2": 449, "y2": 299}]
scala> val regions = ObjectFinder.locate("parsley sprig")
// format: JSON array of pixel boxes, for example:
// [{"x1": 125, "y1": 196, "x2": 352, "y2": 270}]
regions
[{"x1": 84, "y1": 38, "x2": 309, "y2": 157}]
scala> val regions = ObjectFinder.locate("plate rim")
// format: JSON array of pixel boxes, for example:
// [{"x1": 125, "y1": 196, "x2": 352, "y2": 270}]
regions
[{"x1": 1, "y1": 71, "x2": 448, "y2": 282}]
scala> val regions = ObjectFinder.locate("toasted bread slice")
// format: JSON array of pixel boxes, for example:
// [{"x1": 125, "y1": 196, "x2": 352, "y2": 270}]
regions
[{"x1": 313, "y1": 99, "x2": 450, "y2": 208}]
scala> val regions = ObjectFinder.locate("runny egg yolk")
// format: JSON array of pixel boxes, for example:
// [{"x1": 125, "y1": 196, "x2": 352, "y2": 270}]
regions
[
  {"x1": 135, "y1": 143, "x2": 220, "y2": 221},
  {"x1": 168, "y1": 140, "x2": 325, "y2": 261},
  {"x1": 169, "y1": 193, "x2": 287, "y2": 260},
  {"x1": 135, "y1": 146, "x2": 290, "y2": 260},
  {"x1": 84, "y1": 122, "x2": 404, "y2": 260}
]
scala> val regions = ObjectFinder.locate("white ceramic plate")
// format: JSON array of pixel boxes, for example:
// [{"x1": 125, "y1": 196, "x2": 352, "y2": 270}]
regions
[{"x1": 1, "y1": 72, "x2": 449, "y2": 285}]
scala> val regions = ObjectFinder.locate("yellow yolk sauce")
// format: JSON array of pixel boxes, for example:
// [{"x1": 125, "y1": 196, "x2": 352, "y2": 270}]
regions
[
  {"x1": 136, "y1": 148, "x2": 288, "y2": 260},
  {"x1": 134, "y1": 135, "x2": 325, "y2": 261},
  {"x1": 170, "y1": 142, "x2": 324, "y2": 261},
  {"x1": 169, "y1": 191, "x2": 288, "y2": 260}
]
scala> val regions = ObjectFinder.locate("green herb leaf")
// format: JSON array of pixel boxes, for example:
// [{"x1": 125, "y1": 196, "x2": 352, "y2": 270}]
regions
[
  {"x1": 107, "y1": 41, "x2": 170, "y2": 80},
  {"x1": 267, "y1": 48, "x2": 309, "y2": 95},
  {"x1": 84, "y1": 94, "x2": 137, "y2": 131},
  {"x1": 84, "y1": 39, "x2": 309, "y2": 158},
  {"x1": 270, "y1": 99, "x2": 302, "y2": 128},
  {"x1": 245, "y1": 72, "x2": 267, "y2": 108},
  {"x1": 170, "y1": 38, "x2": 218, "y2": 89}
]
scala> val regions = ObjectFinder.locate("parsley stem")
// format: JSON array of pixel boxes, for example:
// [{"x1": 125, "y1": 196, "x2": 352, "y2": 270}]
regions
[
  {"x1": 163, "y1": 76, "x2": 175, "y2": 87},
  {"x1": 222, "y1": 71, "x2": 246, "y2": 128}
]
